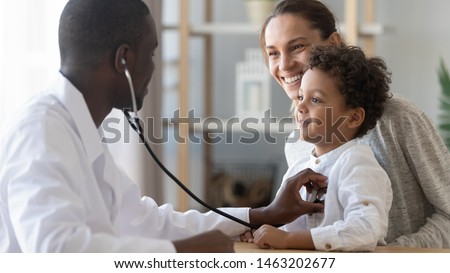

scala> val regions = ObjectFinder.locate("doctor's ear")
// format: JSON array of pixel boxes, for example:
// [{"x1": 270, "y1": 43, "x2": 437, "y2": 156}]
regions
[{"x1": 114, "y1": 43, "x2": 132, "y2": 71}]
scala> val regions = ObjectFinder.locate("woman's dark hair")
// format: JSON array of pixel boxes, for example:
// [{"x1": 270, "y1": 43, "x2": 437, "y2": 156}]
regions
[
  {"x1": 59, "y1": 0, "x2": 150, "y2": 67},
  {"x1": 260, "y1": 0, "x2": 339, "y2": 64},
  {"x1": 308, "y1": 46, "x2": 392, "y2": 138}
]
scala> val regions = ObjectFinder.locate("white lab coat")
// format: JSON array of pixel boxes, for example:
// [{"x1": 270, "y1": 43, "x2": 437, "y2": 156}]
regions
[{"x1": 0, "y1": 72, "x2": 249, "y2": 252}]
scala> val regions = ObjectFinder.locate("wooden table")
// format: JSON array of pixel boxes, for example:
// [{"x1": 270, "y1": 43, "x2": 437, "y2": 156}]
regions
[{"x1": 234, "y1": 241, "x2": 450, "y2": 253}]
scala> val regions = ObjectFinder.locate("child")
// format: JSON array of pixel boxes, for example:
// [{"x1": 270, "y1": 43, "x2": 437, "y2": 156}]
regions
[{"x1": 253, "y1": 46, "x2": 393, "y2": 251}]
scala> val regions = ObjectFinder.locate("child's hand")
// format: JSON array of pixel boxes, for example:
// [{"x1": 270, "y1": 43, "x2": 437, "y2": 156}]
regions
[
  {"x1": 239, "y1": 229, "x2": 255, "y2": 243},
  {"x1": 253, "y1": 224, "x2": 288, "y2": 249}
]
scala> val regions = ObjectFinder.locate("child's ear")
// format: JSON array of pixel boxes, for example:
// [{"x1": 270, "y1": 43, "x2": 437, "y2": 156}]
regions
[{"x1": 347, "y1": 107, "x2": 365, "y2": 128}]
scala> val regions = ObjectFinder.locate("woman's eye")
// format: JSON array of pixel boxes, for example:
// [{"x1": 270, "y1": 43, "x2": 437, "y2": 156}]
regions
[
  {"x1": 297, "y1": 95, "x2": 303, "y2": 101},
  {"x1": 293, "y1": 44, "x2": 305, "y2": 51}
]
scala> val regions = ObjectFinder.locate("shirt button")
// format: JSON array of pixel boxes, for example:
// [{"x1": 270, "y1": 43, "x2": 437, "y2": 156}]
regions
[
  {"x1": 325, "y1": 243, "x2": 332, "y2": 250},
  {"x1": 315, "y1": 159, "x2": 320, "y2": 164}
]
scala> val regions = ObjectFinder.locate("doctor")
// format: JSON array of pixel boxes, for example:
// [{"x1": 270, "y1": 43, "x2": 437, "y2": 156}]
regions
[{"x1": 0, "y1": 0, "x2": 327, "y2": 253}]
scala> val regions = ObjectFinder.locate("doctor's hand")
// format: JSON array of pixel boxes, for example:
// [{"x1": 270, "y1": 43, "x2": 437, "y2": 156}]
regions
[
  {"x1": 173, "y1": 230, "x2": 234, "y2": 253},
  {"x1": 249, "y1": 168, "x2": 327, "y2": 226}
]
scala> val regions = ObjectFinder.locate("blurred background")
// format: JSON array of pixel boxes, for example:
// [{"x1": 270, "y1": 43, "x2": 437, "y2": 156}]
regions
[{"x1": 1, "y1": 0, "x2": 449, "y2": 211}]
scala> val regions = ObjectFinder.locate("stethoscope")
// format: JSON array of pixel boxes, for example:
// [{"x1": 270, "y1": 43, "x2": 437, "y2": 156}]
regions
[{"x1": 121, "y1": 58, "x2": 257, "y2": 229}]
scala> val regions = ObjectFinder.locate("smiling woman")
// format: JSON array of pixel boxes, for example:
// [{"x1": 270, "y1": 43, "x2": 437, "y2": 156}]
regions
[{"x1": 0, "y1": 0, "x2": 68, "y2": 128}]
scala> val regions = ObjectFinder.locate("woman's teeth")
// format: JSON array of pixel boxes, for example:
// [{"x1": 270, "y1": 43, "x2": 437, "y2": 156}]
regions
[{"x1": 285, "y1": 74, "x2": 301, "y2": 84}]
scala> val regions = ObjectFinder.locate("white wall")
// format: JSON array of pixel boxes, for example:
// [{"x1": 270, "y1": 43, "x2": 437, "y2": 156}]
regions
[{"x1": 375, "y1": 0, "x2": 450, "y2": 123}]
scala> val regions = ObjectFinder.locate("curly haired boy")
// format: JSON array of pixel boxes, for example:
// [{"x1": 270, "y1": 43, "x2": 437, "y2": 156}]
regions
[{"x1": 253, "y1": 46, "x2": 393, "y2": 252}]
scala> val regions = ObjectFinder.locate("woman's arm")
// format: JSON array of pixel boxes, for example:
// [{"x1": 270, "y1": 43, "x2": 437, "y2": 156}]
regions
[{"x1": 365, "y1": 96, "x2": 450, "y2": 248}]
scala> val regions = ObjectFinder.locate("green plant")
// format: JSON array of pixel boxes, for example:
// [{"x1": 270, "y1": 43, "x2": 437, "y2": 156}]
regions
[{"x1": 438, "y1": 59, "x2": 450, "y2": 150}]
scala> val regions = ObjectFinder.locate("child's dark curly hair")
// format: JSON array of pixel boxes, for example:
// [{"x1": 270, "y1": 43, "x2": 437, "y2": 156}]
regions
[{"x1": 308, "y1": 46, "x2": 392, "y2": 138}]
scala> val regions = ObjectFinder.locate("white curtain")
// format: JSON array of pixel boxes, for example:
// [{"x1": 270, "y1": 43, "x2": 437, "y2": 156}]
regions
[{"x1": 0, "y1": 0, "x2": 67, "y2": 128}]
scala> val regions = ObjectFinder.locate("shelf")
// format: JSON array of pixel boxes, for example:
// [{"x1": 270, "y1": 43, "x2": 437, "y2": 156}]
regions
[
  {"x1": 163, "y1": 117, "x2": 296, "y2": 135},
  {"x1": 191, "y1": 23, "x2": 261, "y2": 35},
  {"x1": 339, "y1": 22, "x2": 385, "y2": 37},
  {"x1": 163, "y1": 23, "x2": 261, "y2": 35},
  {"x1": 163, "y1": 22, "x2": 385, "y2": 36}
]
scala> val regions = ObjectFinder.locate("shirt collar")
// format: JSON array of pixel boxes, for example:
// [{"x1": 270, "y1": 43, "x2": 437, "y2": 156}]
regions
[
  {"x1": 309, "y1": 139, "x2": 358, "y2": 166},
  {"x1": 46, "y1": 72, "x2": 105, "y2": 165}
]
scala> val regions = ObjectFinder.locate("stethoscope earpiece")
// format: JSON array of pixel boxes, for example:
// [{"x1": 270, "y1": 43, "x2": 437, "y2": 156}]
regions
[{"x1": 121, "y1": 58, "x2": 138, "y2": 118}]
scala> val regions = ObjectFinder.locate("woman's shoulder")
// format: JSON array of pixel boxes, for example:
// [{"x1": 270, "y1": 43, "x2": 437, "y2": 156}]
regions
[
  {"x1": 380, "y1": 93, "x2": 436, "y2": 134},
  {"x1": 384, "y1": 94, "x2": 426, "y2": 117}
]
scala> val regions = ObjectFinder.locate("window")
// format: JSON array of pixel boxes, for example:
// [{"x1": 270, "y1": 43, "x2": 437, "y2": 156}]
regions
[{"x1": 0, "y1": 0, "x2": 68, "y2": 128}]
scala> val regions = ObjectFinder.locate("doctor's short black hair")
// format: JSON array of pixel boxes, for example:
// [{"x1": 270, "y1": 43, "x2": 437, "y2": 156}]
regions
[
  {"x1": 308, "y1": 46, "x2": 392, "y2": 138},
  {"x1": 59, "y1": 0, "x2": 150, "y2": 67}
]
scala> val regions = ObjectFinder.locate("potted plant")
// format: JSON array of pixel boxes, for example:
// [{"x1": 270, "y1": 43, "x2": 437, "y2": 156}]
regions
[
  {"x1": 244, "y1": 0, "x2": 277, "y2": 24},
  {"x1": 438, "y1": 59, "x2": 450, "y2": 150}
]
